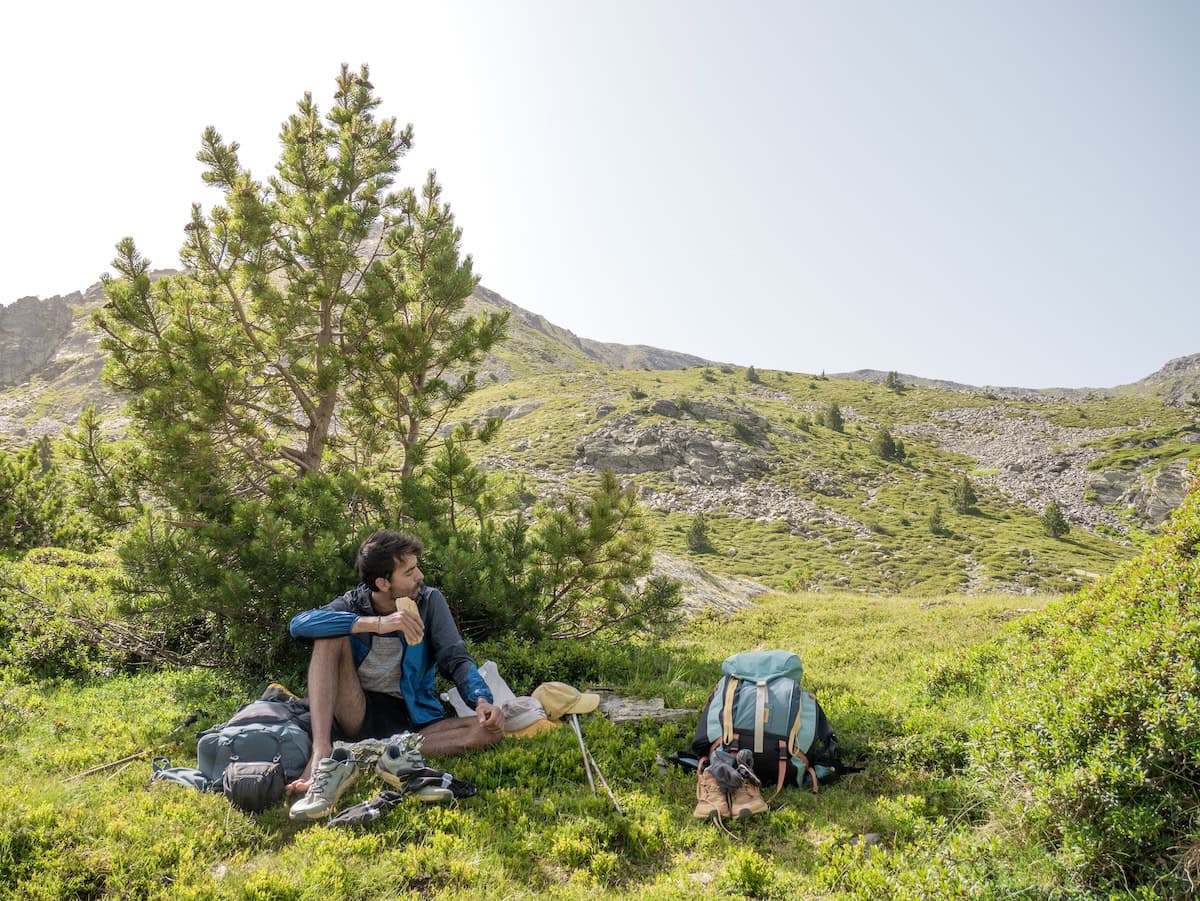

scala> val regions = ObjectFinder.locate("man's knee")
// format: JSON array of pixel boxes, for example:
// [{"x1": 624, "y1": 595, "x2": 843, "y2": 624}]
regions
[{"x1": 310, "y1": 636, "x2": 351, "y2": 660}]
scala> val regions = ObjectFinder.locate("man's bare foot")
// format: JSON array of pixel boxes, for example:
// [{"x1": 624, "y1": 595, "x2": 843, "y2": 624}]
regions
[{"x1": 287, "y1": 745, "x2": 332, "y2": 794}]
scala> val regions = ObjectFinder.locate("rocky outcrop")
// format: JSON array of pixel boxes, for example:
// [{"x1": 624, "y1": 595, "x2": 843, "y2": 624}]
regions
[
  {"x1": 1128, "y1": 353, "x2": 1200, "y2": 409},
  {"x1": 0, "y1": 294, "x2": 77, "y2": 385},
  {"x1": 644, "y1": 397, "x2": 768, "y2": 431},
  {"x1": 649, "y1": 551, "x2": 766, "y2": 617},
  {"x1": 576, "y1": 415, "x2": 770, "y2": 486},
  {"x1": 1089, "y1": 459, "x2": 1197, "y2": 525},
  {"x1": 445, "y1": 400, "x2": 545, "y2": 435}
]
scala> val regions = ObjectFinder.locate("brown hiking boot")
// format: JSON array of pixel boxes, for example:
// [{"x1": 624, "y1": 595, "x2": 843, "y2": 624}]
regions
[
  {"x1": 728, "y1": 778, "x2": 768, "y2": 818},
  {"x1": 693, "y1": 769, "x2": 731, "y2": 819}
]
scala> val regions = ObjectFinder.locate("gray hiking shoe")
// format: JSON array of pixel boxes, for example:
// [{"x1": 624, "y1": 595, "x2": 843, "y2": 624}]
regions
[
  {"x1": 375, "y1": 733, "x2": 427, "y2": 789},
  {"x1": 289, "y1": 747, "x2": 359, "y2": 820}
]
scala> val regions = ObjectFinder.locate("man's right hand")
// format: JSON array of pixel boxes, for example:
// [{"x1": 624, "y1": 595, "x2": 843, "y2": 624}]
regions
[{"x1": 378, "y1": 600, "x2": 424, "y2": 644}]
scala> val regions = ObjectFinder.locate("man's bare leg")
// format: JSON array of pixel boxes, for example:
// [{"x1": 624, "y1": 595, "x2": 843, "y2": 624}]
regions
[
  {"x1": 417, "y1": 717, "x2": 503, "y2": 757},
  {"x1": 289, "y1": 637, "x2": 366, "y2": 792}
]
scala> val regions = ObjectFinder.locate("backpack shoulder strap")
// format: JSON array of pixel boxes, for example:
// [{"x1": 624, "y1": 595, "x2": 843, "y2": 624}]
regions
[
  {"x1": 721, "y1": 676, "x2": 740, "y2": 745},
  {"x1": 150, "y1": 757, "x2": 215, "y2": 792}
]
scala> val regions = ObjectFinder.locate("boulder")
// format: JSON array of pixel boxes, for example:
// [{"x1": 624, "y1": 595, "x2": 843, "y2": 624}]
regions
[{"x1": 1087, "y1": 469, "x2": 1137, "y2": 505}]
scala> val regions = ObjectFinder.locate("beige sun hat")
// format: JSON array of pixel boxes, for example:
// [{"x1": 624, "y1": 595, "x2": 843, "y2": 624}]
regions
[
  {"x1": 501, "y1": 697, "x2": 549, "y2": 733},
  {"x1": 531, "y1": 682, "x2": 600, "y2": 720}
]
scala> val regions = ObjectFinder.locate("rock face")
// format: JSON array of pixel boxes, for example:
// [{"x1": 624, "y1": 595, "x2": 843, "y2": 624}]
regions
[
  {"x1": 576, "y1": 415, "x2": 770, "y2": 486},
  {"x1": 0, "y1": 294, "x2": 77, "y2": 385},
  {"x1": 1089, "y1": 459, "x2": 1196, "y2": 525}
]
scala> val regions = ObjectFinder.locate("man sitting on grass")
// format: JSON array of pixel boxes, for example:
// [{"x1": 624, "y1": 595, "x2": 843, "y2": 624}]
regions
[{"x1": 287, "y1": 530, "x2": 504, "y2": 798}]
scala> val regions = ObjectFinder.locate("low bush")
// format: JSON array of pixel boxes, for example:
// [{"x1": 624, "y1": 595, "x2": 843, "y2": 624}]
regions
[
  {"x1": 0, "y1": 549, "x2": 135, "y2": 680},
  {"x1": 966, "y1": 467, "x2": 1200, "y2": 893}
]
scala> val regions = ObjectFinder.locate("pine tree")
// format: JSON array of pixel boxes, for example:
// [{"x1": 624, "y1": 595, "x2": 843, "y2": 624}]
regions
[
  {"x1": 871, "y1": 427, "x2": 902, "y2": 461},
  {"x1": 825, "y1": 401, "x2": 844, "y2": 433},
  {"x1": 746, "y1": 365, "x2": 761, "y2": 384},
  {"x1": 953, "y1": 475, "x2": 978, "y2": 513},
  {"x1": 86, "y1": 67, "x2": 510, "y2": 667},
  {"x1": 1042, "y1": 501, "x2": 1070, "y2": 538},
  {"x1": 928, "y1": 503, "x2": 948, "y2": 537},
  {"x1": 687, "y1": 512, "x2": 713, "y2": 553},
  {"x1": 884, "y1": 370, "x2": 903, "y2": 392}
]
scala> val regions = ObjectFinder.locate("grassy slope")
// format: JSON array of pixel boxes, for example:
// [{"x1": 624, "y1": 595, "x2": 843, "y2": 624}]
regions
[
  {"x1": 0, "y1": 588, "x2": 1061, "y2": 899},
  {"x1": 458, "y1": 366, "x2": 1187, "y2": 595}
]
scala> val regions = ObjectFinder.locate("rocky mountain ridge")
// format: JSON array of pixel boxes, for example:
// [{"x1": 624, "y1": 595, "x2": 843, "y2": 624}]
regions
[
  {"x1": 836, "y1": 356, "x2": 1200, "y2": 410},
  {"x1": 0, "y1": 279, "x2": 713, "y2": 439},
  {"x1": 3, "y1": 279, "x2": 1198, "y2": 599}
]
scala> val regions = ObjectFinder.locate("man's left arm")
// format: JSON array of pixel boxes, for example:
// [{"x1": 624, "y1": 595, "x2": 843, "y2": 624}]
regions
[{"x1": 422, "y1": 589, "x2": 502, "y2": 730}]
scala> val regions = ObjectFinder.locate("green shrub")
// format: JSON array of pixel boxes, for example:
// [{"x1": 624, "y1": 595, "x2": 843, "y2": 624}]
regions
[
  {"x1": 0, "y1": 550, "x2": 134, "y2": 680},
  {"x1": 723, "y1": 848, "x2": 775, "y2": 897},
  {"x1": 871, "y1": 427, "x2": 905, "y2": 462},
  {"x1": 967, "y1": 468, "x2": 1200, "y2": 891},
  {"x1": 732, "y1": 421, "x2": 757, "y2": 444},
  {"x1": 0, "y1": 442, "x2": 99, "y2": 553}
]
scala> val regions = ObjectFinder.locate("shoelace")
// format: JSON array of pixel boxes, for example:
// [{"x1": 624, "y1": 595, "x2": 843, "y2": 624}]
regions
[{"x1": 306, "y1": 758, "x2": 343, "y2": 797}]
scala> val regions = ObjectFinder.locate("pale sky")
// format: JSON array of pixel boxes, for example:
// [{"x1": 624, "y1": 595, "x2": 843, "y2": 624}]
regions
[{"x1": 2, "y1": 1, "x2": 1197, "y2": 388}]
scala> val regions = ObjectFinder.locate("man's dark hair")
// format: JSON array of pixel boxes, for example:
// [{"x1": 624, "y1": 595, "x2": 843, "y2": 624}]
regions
[{"x1": 356, "y1": 530, "x2": 424, "y2": 587}]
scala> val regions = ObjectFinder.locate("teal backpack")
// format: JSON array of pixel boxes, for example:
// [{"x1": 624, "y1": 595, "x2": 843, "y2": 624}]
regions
[
  {"x1": 151, "y1": 685, "x2": 312, "y2": 796},
  {"x1": 692, "y1": 650, "x2": 851, "y2": 798}
]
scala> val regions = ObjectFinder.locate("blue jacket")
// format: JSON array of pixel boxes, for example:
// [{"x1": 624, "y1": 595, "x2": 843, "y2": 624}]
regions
[{"x1": 289, "y1": 584, "x2": 492, "y2": 726}]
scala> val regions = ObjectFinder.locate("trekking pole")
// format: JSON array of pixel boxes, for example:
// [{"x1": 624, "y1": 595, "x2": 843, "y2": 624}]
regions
[
  {"x1": 583, "y1": 744, "x2": 623, "y2": 816},
  {"x1": 570, "y1": 714, "x2": 596, "y2": 795}
]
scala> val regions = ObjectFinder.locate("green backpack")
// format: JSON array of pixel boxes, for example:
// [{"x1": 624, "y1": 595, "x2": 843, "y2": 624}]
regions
[{"x1": 692, "y1": 650, "x2": 847, "y2": 797}]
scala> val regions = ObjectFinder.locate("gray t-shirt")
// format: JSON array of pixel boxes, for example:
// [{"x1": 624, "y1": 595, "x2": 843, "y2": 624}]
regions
[{"x1": 356, "y1": 635, "x2": 407, "y2": 697}]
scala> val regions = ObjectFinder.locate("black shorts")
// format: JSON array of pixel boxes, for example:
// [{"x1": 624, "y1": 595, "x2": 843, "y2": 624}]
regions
[{"x1": 334, "y1": 690, "x2": 443, "y2": 741}]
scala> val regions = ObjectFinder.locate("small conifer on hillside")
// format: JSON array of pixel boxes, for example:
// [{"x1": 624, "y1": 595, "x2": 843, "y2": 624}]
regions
[
  {"x1": 871, "y1": 427, "x2": 905, "y2": 461},
  {"x1": 746, "y1": 365, "x2": 761, "y2": 384},
  {"x1": 687, "y1": 513, "x2": 714, "y2": 553},
  {"x1": 1042, "y1": 500, "x2": 1069, "y2": 538},
  {"x1": 824, "y1": 401, "x2": 844, "y2": 432},
  {"x1": 952, "y1": 475, "x2": 978, "y2": 513},
  {"x1": 928, "y1": 503, "x2": 947, "y2": 536}
]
